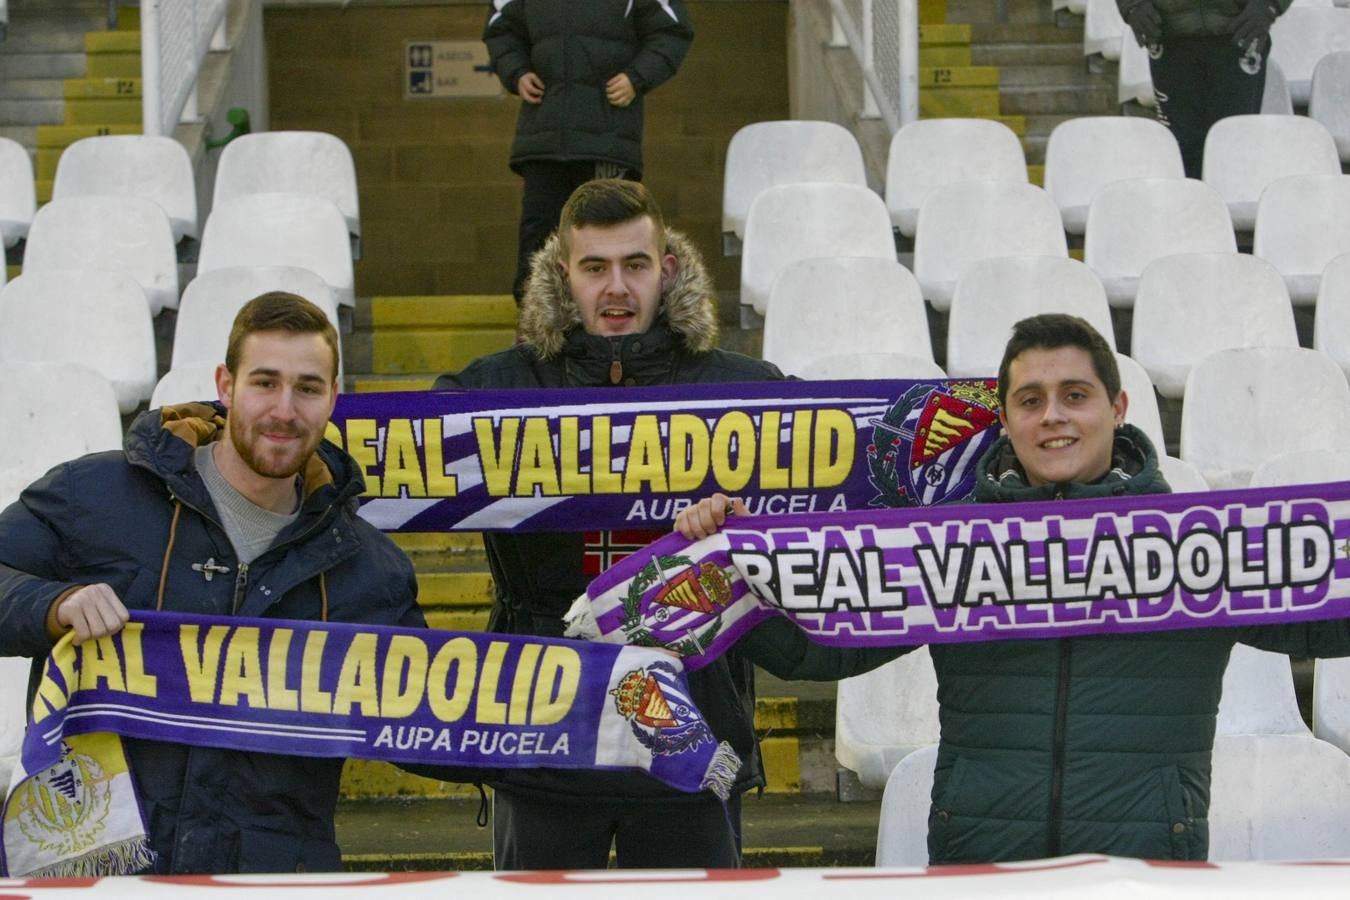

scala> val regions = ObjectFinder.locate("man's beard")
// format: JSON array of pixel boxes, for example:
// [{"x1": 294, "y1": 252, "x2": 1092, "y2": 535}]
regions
[{"x1": 229, "y1": 413, "x2": 320, "y2": 480}]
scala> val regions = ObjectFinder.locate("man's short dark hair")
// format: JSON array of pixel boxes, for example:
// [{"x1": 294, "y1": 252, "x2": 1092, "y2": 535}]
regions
[
  {"x1": 996, "y1": 313, "x2": 1120, "y2": 406},
  {"x1": 558, "y1": 179, "x2": 666, "y2": 256},
  {"x1": 225, "y1": 292, "x2": 340, "y2": 381}
]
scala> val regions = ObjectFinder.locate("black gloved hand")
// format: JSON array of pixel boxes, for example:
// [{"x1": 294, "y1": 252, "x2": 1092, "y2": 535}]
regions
[
  {"x1": 1122, "y1": 2, "x2": 1163, "y2": 48},
  {"x1": 1232, "y1": 0, "x2": 1279, "y2": 48}
]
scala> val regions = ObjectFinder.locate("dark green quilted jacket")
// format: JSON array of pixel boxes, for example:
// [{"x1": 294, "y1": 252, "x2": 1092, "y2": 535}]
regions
[
  {"x1": 926, "y1": 426, "x2": 1350, "y2": 863},
  {"x1": 1117, "y1": 0, "x2": 1293, "y2": 39}
]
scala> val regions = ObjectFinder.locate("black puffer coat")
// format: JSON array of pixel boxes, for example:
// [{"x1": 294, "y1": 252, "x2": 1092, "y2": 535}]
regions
[
  {"x1": 484, "y1": 0, "x2": 693, "y2": 176},
  {"x1": 0, "y1": 404, "x2": 424, "y2": 873}
]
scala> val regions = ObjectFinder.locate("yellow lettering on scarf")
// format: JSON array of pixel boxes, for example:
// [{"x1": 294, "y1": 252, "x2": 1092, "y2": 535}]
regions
[
  {"x1": 300, "y1": 630, "x2": 334, "y2": 714},
  {"x1": 267, "y1": 628, "x2": 300, "y2": 711},
  {"x1": 382, "y1": 418, "x2": 427, "y2": 498},
  {"x1": 332, "y1": 633, "x2": 380, "y2": 716},
  {"x1": 218, "y1": 627, "x2": 266, "y2": 708},
  {"x1": 32, "y1": 640, "x2": 78, "y2": 724},
  {"x1": 79, "y1": 636, "x2": 125, "y2": 693},
  {"x1": 668, "y1": 414, "x2": 711, "y2": 492},
  {"x1": 623, "y1": 415, "x2": 668, "y2": 493},
  {"x1": 590, "y1": 417, "x2": 623, "y2": 493},
  {"x1": 422, "y1": 418, "x2": 458, "y2": 497},
  {"x1": 180, "y1": 624, "x2": 230, "y2": 704},
  {"x1": 813, "y1": 409, "x2": 856, "y2": 487},
  {"x1": 530, "y1": 645, "x2": 580, "y2": 725},
  {"x1": 474, "y1": 417, "x2": 519, "y2": 496},
  {"x1": 475, "y1": 641, "x2": 511, "y2": 724},
  {"x1": 381, "y1": 635, "x2": 429, "y2": 718},
  {"x1": 515, "y1": 417, "x2": 561, "y2": 497},
  {"x1": 508, "y1": 644, "x2": 541, "y2": 725},
  {"x1": 711, "y1": 411, "x2": 755, "y2": 492},
  {"x1": 758, "y1": 411, "x2": 790, "y2": 490},
  {"x1": 119, "y1": 624, "x2": 158, "y2": 697},
  {"x1": 559, "y1": 417, "x2": 590, "y2": 493},
  {"x1": 344, "y1": 418, "x2": 381, "y2": 497},
  {"x1": 427, "y1": 636, "x2": 476, "y2": 722},
  {"x1": 791, "y1": 410, "x2": 815, "y2": 489}
]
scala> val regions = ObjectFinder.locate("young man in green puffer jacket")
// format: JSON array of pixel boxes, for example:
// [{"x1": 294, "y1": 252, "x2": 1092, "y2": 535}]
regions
[{"x1": 1117, "y1": 0, "x2": 1289, "y2": 176}]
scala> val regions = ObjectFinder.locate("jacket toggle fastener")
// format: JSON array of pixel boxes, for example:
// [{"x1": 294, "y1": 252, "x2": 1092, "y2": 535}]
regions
[{"x1": 191, "y1": 558, "x2": 232, "y2": 582}]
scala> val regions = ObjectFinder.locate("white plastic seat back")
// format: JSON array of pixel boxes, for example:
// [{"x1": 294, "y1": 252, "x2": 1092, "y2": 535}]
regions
[
  {"x1": 0, "y1": 361, "x2": 122, "y2": 480},
  {"x1": 1116, "y1": 352, "x2": 1165, "y2": 450},
  {"x1": 0, "y1": 655, "x2": 31, "y2": 799},
  {"x1": 1084, "y1": 178, "x2": 1236, "y2": 308},
  {"x1": 1208, "y1": 734, "x2": 1350, "y2": 860},
  {"x1": 1158, "y1": 455, "x2": 1209, "y2": 492},
  {"x1": 1315, "y1": 657, "x2": 1350, "y2": 756},
  {"x1": 875, "y1": 743, "x2": 938, "y2": 866},
  {"x1": 741, "y1": 183, "x2": 895, "y2": 317},
  {"x1": 914, "y1": 182, "x2": 1068, "y2": 312},
  {"x1": 1270, "y1": 7, "x2": 1350, "y2": 104},
  {"x1": 722, "y1": 121, "x2": 866, "y2": 238},
  {"x1": 1202, "y1": 115, "x2": 1340, "y2": 230},
  {"x1": 23, "y1": 196, "x2": 179, "y2": 314},
  {"x1": 885, "y1": 119, "x2": 1027, "y2": 237},
  {"x1": 1118, "y1": 36, "x2": 1157, "y2": 107},
  {"x1": 1217, "y1": 645, "x2": 1311, "y2": 736},
  {"x1": 173, "y1": 266, "x2": 340, "y2": 369},
  {"x1": 1263, "y1": 59, "x2": 1295, "y2": 114},
  {"x1": 1045, "y1": 118, "x2": 1184, "y2": 234},
  {"x1": 1251, "y1": 449, "x2": 1350, "y2": 487},
  {"x1": 1314, "y1": 253, "x2": 1350, "y2": 377},
  {"x1": 1310, "y1": 51, "x2": 1350, "y2": 161},
  {"x1": 947, "y1": 256, "x2": 1112, "y2": 378},
  {"x1": 837, "y1": 649, "x2": 941, "y2": 791},
  {"x1": 0, "y1": 136, "x2": 35, "y2": 248},
  {"x1": 52, "y1": 135, "x2": 198, "y2": 241},
  {"x1": 0, "y1": 271, "x2": 155, "y2": 415},
  {"x1": 1181, "y1": 346, "x2": 1350, "y2": 489},
  {"x1": 1253, "y1": 174, "x2": 1350, "y2": 305},
  {"x1": 800, "y1": 353, "x2": 946, "y2": 381},
  {"x1": 1131, "y1": 253, "x2": 1297, "y2": 399},
  {"x1": 198, "y1": 193, "x2": 355, "y2": 308},
  {"x1": 151, "y1": 363, "x2": 223, "y2": 409},
  {"x1": 214, "y1": 131, "x2": 360, "y2": 240},
  {"x1": 762, "y1": 257, "x2": 930, "y2": 375},
  {"x1": 1084, "y1": 0, "x2": 1125, "y2": 59}
]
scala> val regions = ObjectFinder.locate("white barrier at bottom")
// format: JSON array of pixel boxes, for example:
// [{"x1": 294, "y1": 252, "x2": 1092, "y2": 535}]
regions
[{"x1": 2, "y1": 857, "x2": 1350, "y2": 897}]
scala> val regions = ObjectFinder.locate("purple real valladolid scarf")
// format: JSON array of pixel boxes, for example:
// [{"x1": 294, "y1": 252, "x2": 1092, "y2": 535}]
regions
[{"x1": 570, "y1": 481, "x2": 1350, "y2": 671}]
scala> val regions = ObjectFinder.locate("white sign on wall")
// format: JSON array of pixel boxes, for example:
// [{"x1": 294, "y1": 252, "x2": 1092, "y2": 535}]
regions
[{"x1": 405, "y1": 41, "x2": 500, "y2": 99}]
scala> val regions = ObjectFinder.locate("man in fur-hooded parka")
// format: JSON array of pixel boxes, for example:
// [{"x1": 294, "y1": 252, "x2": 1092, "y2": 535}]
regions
[{"x1": 435, "y1": 180, "x2": 899, "y2": 869}]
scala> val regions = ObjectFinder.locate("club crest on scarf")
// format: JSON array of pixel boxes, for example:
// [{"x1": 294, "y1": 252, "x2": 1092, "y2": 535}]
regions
[
  {"x1": 9, "y1": 742, "x2": 112, "y2": 859},
  {"x1": 611, "y1": 662, "x2": 714, "y2": 755},
  {"x1": 867, "y1": 380, "x2": 1001, "y2": 508},
  {"x1": 620, "y1": 554, "x2": 733, "y2": 655}
]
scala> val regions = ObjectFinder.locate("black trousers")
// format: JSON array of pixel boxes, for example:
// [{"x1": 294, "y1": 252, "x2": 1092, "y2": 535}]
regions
[
  {"x1": 513, "y1": 160, "x2": 636, "y2": 304},
  {"x1": 1149, "y1": 33, "x2": 1270, "y2": 179},
  {"x1": 492, "y1": 788, "x2": 742, "y2": 869}
]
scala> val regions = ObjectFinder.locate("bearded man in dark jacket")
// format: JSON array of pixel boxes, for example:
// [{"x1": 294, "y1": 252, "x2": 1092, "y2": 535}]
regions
[
  {"x1": 435, "y1": 179, "x2": 899, "y2": 869},
  {"x1": 0, "y1": 293, "x2": 425, "y2": 874}
]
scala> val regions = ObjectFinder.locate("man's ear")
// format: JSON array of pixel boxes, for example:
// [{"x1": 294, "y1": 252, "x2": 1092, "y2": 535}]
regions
[
  {"x1": 1113, "y1": 389, "x2": 1129, "y2": 427},
  {"x1": 214, "y1": 364, "x2": 233, "y2": 409},
  {"x1": 660, "y1": 253, "x2": 678, "y2": 290}
]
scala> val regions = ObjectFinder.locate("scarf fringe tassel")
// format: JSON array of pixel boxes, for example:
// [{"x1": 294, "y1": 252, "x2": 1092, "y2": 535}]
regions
[
  {"x1": 26, "y1": 837, "x2": 156, "y2": 878},
  {"x1": 700, "y1": 740, "x2": 741, "y2": 801}
]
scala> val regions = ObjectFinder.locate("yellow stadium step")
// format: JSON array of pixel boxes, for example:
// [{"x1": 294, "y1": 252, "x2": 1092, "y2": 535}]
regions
[
  {"x1": 416, "y1": 571, "x2": 495, "y2": 610},
  {"x1": 919, "y1": 45, "x2": 973, "y2": 66},
  {"x1": 340, "y1": 761, "x2": 480, "y2": 800},
  {"x1": 1028, "y1": 163, "x2": 1045, "y2": 186},
  {"x1": 919, "y1": 0, "x2": 948, "y2": 22},
  {"x1": 369, "y1": 295, "x2": 517, "y2": 376},
  {"x1": 921, "y1": 65, "x2": 999, "y2": 88},
  {"x1": 919, "y1": 88, "x2": 1000, "y2": 117},
  {"x1": 86, "y1": 30, "x2": 141, "y2": 79},
  {"x1": 352, "y1": 376, "x2": 437, "y2": 394},
  {"x1": 424, "y1": 609, "x2": 491, "y2": 632},
  {"x1": 918, "y1": 23, "x2": 972, "y2": 46}
]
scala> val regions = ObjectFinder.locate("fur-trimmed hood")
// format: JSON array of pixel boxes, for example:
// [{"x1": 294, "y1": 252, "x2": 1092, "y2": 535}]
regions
[{"x1": 516, "y1": 227, "x2": 719, "y2": 359}]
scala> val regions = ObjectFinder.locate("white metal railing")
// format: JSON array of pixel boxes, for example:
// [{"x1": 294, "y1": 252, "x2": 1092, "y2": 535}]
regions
[
  {"x1": 141, "y1": 0, "x2": 230, "y2": 137},
  {"x1": 827, "y1": 0, "x2": 919, "y2": 133}
]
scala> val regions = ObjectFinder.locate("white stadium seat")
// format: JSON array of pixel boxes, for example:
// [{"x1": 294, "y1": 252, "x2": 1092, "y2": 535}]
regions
[
  {"x1": 0, "y1": 271, "x2": 155, "y2": 415},
  {"x1": 1315, "y1": 657, "x2": 1350, "y2": 758},
  {"x1": 761, "y1": 257, "x2": 931, "y2": 375},
  {"x1": 1251, "y1": 448, "x2": 1350, "y2": 487},
  {"x1": 1314, "y1": 252, "x2": 1350, "y2": 378},
  {"x1": 740, "y1": 183, "x2": 895, "y2": 317},
  {"x1": 1263, "y1": 59, "x2": 1295, "y2": 115},
  {"x1": 1269, "y1": 6, "x2": 1350, "y2": 104},
  {"x1": 0, "y1": 655, "x2": 30, "y2": 801},
  {"x1": 1084, "y1": 0, "x2": 1126, "y2": 60},
  {"x1": 1253, "y1": 173, "x2": 1350, "y2": 305},
  {"x1": 22, "y1": 196, "x2": 179, "y2": 314},
  {"x1": 914, "y1": 181, "x2": 1067, "y2": 312},
  {"x1": 198, "y1": 193, "x2": 355, "y2": 308},
  {"x1": 875, "y1": 743, "x2": 938, "y2": 866},
  {"x1": 1201, "y1": 115, "x2": 1340, "y2": 230},
  {"x1": 0, "y1": 360, "x2": 122, "y2": 483},
  {"x1": 1217, "y1": 645, "x2": 1311, "y2": 737},
  {"x1": 1043, "y1": 117, "x2": 1183, "y2": 234},
  {"x1": 151, "y1": 363, "x2": 224, "y2": 409},
  {"x1": 214, "y1": 131, "x2": 361, "y2": 249},
  {"x1": 1158, "y1": 455, "x2": 1209, "y2": 492},
  {"x1": 1180, "y1": 346, "x2": 1350, "y2": 489},
  {"x1": 722, "y1": 121, "x2": 867, "y2": 239},
  {"x1": 946, "y1": 256, "x2": 1113, "y2": 378},
  {"x1": 836, "y1": 649, "x2": 941, "y2": 791},
  {"x1": 1130, "y1": 253, "x2": 1297, "y2": 399},
  {"x1": 1309, "y1": 50, "x2": 1350, "y2": 162},
  {"x1": 52, "y1": 135, "x2": 198, "y2": 241},
  {"x1": 1116, "y1": 352, "x2": 1165, "y2": 450},
  {"x1": 1084, "y1": 177, "x2": 1235, "y2": 308},
  {"x1": 1118, "y1": 35, "x2": 1157, "y2": 108},
  {"x1": 0, "y1": 136, "x2": 35, "y2": 248},
  {"x1": 799, "y1": 353, "x2": 946, "y2": 381},
  {"x1": 173, "y1": 266, "x2": 340, "y2": 369},
  {"x1": 884, "y1": 118, "x2": 1027, "y2": 237}
]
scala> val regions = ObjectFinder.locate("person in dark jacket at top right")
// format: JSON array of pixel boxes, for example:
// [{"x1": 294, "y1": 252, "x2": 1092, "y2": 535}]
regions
[
  {"x1": 680, "y1": 314, "x2": 1350, "y2": 863},
  {"x1": 1117, "y1": 0, "x2": 1289, "y2": 177},
  {"x1": 484, "y1": 0, "x2": 693, "y2": 305}
]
